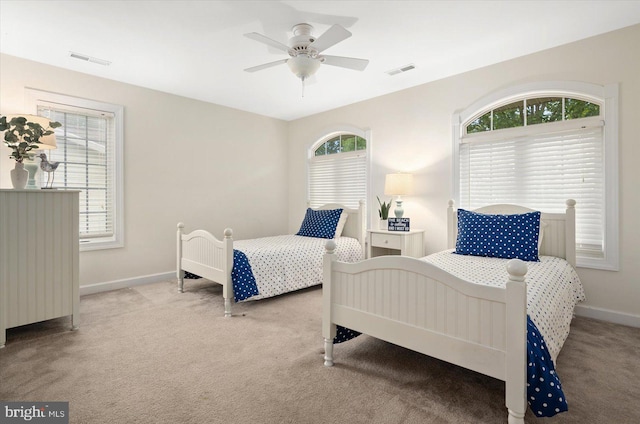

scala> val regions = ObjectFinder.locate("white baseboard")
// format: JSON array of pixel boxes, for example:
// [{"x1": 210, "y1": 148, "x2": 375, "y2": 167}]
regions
[
  {"x1": 79, "y1": 271, "x2": 175, "y2": 296},
  {"x1": 574, "y1": 304, "x2": 640, "y2": 328}
]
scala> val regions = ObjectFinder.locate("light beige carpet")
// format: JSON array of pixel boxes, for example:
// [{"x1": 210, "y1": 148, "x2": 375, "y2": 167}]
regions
[{"x1": 1, "y1": 279, "x2": 639, "y2": 424}]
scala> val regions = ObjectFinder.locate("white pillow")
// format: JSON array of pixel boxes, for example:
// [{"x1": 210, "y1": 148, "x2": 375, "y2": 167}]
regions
[{"x1": 334, "y1": 211, "x2": 349, "y2": 238}]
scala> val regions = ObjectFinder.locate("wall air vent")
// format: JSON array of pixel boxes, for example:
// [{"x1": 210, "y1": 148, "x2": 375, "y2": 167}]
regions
[
  {"x1": 385, "y1": 63, "x2": 415, "y2": 76},
  {"x1": 69, "y1": 51, "x2": 111, "y2": 66}
]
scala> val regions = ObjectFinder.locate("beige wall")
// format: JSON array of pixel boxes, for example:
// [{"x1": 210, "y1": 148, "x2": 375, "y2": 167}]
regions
[
  {"x1": 1, "y1": 24, "x2": 638, "y2": 323},
  {"x1": 0, "y1": 54, "x2": 289, "y2": 287},
  {"x1": 288, "y1": 24, "x2": 640, "y2": 322}
]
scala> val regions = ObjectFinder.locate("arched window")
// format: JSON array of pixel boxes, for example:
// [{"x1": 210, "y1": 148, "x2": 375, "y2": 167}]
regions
[
  {"x1": 453, "y1": 82, "x2": 618, "y2": 270},
  {"x1": 308, "y1": 130, "x2": 368, "y2": 211}
]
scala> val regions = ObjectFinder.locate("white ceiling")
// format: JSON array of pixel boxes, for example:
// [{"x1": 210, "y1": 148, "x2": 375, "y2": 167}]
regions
[{"x1": 2, "y1": 1, "x2": 640, "y2": 121}]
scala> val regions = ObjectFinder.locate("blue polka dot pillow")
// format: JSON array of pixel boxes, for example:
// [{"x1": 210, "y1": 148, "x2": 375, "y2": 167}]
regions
[
  {"x1": 454, "y1": 209, "x2": 542, "y2": 261},
  {"x1": 296, "y1": 208, "x2": 343, "y2": 239}
]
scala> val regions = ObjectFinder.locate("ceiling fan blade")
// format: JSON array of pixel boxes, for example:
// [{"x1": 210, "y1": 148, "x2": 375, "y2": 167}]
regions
[
  {"x1": 244, "y1": 59, "x2": 288, "y2": 73},
  {"x1": 321, "y1": 55, "x2": 369, "y2": 71},
  {"x1": 309, "y1": 24, "x2": 351, "y2": 53},
  {"x1": 244, "y1": 32, "x2": 291, "y2": 53}
]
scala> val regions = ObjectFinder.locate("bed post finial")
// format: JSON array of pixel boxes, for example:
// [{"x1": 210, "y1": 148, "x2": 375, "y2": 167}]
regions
[
  {"x1": 566, "y1": 199, "x2": 576, "y2": 209},
  {"x1": 224, "y1": 228, "x2": 233, "y2": 239},
  {"x1": 325, "y1": 240, "x2": 337, "y2": 255},
  {"x1": 506, "y1": 259, "x2": 527, "y2": 282},
  {"x1": 448, "y1": 199, "x2": 455, "y2": 208}
]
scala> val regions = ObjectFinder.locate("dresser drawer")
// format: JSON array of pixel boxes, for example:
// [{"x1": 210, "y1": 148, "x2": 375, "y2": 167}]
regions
[{"x1": 370, "y1": 232, "x2": 402, "y2": 250}]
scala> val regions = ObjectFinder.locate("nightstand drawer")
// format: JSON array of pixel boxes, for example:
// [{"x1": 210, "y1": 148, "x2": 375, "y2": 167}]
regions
[{"x1": 370, "y1": 232, "x2": 402, "y2": 250}]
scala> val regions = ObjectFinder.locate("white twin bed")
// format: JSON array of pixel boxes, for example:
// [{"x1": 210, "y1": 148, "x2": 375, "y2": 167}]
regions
[
  {"x1": 177, "y1": 202, "x2": 365, "y2": 317},
  {"x1": 322, "y1": 199, "x2": 584, "y2": 424}
]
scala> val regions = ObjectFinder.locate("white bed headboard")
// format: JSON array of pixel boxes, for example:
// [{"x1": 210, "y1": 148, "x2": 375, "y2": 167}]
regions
[
  {"x1": 311, "y1": 200, "x2": 365, "y2": 255},
  {"x1": 447, "y1": 199, "x2": 576, "y2": 267}
]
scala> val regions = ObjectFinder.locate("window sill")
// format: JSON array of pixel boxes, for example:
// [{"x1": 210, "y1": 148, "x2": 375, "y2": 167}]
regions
[
  {"x1": 80, "y1": 238, "x2": 124, "y2": 252},
  {"x1": 576, "y1": 255, "x2": 619, "y2": 271}
]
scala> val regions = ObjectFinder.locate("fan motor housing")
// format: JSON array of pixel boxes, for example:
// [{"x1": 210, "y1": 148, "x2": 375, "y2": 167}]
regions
[{"x1": 290, "y1": 23, "x2": 316, "y2": 54}]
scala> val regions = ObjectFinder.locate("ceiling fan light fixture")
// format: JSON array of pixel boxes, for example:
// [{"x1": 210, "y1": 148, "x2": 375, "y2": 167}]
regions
[
  {"x1": 244, "y1": 22, "x2": 367, "y2": 96},
  {"x1": 287, "y1": 55, "x2": 321, "y2": 80}
]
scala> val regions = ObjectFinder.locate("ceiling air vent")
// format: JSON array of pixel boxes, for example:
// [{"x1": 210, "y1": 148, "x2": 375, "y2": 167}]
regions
[
  {"x1": 385, "y1": 64, "x2": 415, "y2": 76},
  {"x1": 69, "y1": 51, "x2": 111, "y2": 66}
]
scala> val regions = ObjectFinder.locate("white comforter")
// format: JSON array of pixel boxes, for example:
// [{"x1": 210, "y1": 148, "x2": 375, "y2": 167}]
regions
[
  {"x1": 422, "y1": 250, "x2": 585, "y2": 362},
  {"x1": 235, "y1": 235, "x2": 363, "y2": 301}
]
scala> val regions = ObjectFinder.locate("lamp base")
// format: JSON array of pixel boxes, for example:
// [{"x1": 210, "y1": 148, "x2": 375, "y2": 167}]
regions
[
  {"x1": 394, "y1": 199, "x2": 404, "y2": 218},
  {"x1": 24, "y1": 162, "x2": 39, "y2": 189}
]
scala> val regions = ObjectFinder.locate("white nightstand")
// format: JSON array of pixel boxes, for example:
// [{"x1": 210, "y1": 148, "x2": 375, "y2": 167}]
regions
[{"x1": 367, "y1": 229, "x2": 425, "y2": 258}]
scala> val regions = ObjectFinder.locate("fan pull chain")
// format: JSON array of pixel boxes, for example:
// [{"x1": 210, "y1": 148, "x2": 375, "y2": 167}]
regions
[{"x1": 301, "y1": 76, "x2": 306, "y2": 98}]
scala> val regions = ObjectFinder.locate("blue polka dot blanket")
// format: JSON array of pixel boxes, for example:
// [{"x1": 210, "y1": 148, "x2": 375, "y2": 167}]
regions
[
  {"x1": 527, "y1": 315, "x2": 567, "y2": 417},
  {"x1": 230, "y1": 250, "x2": 259, "y2": 301},
  {"x1": 231, "y1": 235, "x2": 363, "y2": 300},
  {"x1": 184, "y1": 249, "x2": 259, "y2": 302},
  {"x1": 184, "y1": 235, "x2": 363, "y2": 301}
]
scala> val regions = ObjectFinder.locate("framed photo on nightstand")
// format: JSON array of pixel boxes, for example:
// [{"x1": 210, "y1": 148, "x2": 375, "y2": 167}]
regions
[{"x1": 388, "y1": 218, "x2": 410, "y2": 231}]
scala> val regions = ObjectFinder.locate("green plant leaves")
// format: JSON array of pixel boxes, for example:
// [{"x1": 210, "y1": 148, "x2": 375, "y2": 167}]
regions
[
  {"x1": 377, "y1": 196, "x2": 392, "y2": 220},
  {"x1": 0, "y1": 115, "x2": 61, "y2": 162}
]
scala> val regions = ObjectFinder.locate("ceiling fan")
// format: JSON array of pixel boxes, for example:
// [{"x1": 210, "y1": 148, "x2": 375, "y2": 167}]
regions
[{"x1": 244, "y1": 23, "x2": 369, "y2": 93}]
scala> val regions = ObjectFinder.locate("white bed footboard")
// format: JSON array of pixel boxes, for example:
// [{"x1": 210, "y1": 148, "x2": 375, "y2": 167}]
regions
[
  {"x1": 177, "y1": 223, "x2": 234, "y2": 316},
  {"x1": 322, "y1": 240, "x2": 528, "y2": 424}
]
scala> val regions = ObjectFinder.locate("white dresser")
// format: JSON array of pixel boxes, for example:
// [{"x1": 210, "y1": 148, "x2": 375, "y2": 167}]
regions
[{"x1": 0, "y1": 189, "x2": 80, "y2": 347}]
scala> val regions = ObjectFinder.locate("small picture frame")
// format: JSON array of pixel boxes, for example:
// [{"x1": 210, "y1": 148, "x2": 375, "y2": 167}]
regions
[{"x1": 388, "y1": 218, "x2": 410, "y2": 232}]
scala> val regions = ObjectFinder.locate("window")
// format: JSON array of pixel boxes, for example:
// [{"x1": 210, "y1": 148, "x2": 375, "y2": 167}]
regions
[
  {"x1": 465, "y1": 96, "x2": 599, "y2": 133},
  {"x1": 453, "y1": 82, "x2": 619, "y2": 270},
  {"x1": 308, "y1": 130, "x2": 369, "y2": 212},
  {"x1": 314, "y1": 134, "x2": 366, "y2": 157},
  {"x1": 26, "y1": 89, "x2": 124, "y2": 250}
]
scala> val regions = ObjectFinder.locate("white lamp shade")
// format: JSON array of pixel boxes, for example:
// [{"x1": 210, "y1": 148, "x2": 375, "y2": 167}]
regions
[
  {"x1": 6, "y1": 114, "x2": 57, "y2": 150},
  {"x1": 384, "y1": 173, "x2": 414, "y2": 196}
]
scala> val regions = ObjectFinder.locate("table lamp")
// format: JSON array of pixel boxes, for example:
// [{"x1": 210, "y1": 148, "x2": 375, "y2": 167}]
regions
[{"x1": 384, "y1": 173, "x2": 413, "y2": 218}]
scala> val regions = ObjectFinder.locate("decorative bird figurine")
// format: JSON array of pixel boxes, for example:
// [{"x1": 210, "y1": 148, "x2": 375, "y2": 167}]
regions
[{"x1": 38, "y1": 153, "x2": 60, "y2": 189}]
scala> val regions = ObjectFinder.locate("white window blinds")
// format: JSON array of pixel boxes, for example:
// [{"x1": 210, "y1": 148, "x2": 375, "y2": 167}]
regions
[
  {"x1": 37, "y1": 104, "x2": 117, "y2": 241},
  {"x1": 308, "y1": 151, "x2": 367, "y2": 209},
  {"x1": 459, "y1": 119, "x2": 605, "y2": 255}
]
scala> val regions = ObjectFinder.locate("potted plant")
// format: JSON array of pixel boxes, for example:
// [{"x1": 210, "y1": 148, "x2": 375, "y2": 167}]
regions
[
  {"x1": 0, "y1": 115, "x2": 61, "y2": 189},
  {"x1": 377, "y1": 196, "x2": 392, "y2": 229}
]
